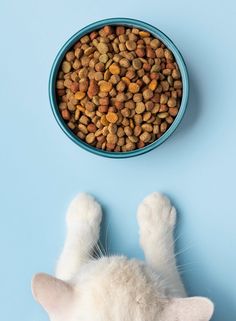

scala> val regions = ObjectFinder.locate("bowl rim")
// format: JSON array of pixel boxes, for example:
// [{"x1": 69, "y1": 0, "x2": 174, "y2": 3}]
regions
[{"x1": 49, "y1": 17, "x2": 189, "y2": 158}]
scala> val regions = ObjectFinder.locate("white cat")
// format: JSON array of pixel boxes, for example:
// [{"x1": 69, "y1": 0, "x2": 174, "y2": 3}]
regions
[{"x1": 32, "y1": 192, "x2": 214, "y2": 321}]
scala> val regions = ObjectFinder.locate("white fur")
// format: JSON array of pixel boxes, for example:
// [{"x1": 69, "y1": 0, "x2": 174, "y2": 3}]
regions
[
  {"x1": 32, "y1": 192, "x2": 214, "y2": 321},
  {"x1": 56, "y1": 193, "x2": 102, "y2": 281},
  {"x1": 137, "y1": 193, "x2": 185, "y2": 297}
]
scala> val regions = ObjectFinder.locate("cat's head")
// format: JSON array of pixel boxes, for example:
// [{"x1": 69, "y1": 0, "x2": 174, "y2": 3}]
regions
[{"x1": 32, "y1": 273, "x2": 214, "y2": 321}]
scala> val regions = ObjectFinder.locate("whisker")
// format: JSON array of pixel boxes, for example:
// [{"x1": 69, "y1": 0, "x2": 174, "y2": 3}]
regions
[
  {"x1": 171, "y1": 231, "x2": 185, "y2": 247},
  {"x1": 98, "y1": 239, "x2": 106, "y2": 256},
  {"x1": 178, "y1": 268, "x2": 196, "y2": 275},
  {"x1": 174, "y1": 244, "x2": 194, "y2": 257},
  {"x1": 105, "y1": 221, "x2": 111, "y2": 257},
  {"x1": 94, "y1": 242, "x2": 103, "y2": 258},
  {"x1": 154, "y1": 244, "x2": 194, "y2": 268},
  {"x1": 176, "y1": 262, "x2": 195, "y2": 269}
]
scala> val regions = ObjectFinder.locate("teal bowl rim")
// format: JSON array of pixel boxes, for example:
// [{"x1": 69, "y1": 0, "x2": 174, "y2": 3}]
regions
[{"x1": 49, "y1": 17, "x2": 189, "y2": 158}]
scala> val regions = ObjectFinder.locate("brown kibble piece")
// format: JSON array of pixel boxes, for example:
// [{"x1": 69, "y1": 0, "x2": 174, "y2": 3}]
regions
[
  {"x1": 164, "y1": 49, "x2": 173, "y2": 60},
  {"x1": 116, "y1": 26, "x2": 125, "y2": 35},
  {"x1": 66, "y1": 51, "x2": 75, "y2": 62},
  {"x1": 140, "y1": 131, "x2": 151, "y2": 142},
  {"x1": 86, "y1": 101, "x2": 95, "y2": 112},
  {"x1": 126, "y1": 69, "x2": 136, "y2": 80},
  {"x1": 139, "y1": 31, "x2": 150, "y2": 37},
  {"x1": 70, "y1": 82, "x2": 80, "y2": 93},
  {"x1": 158, "y1": 112, "x2": 169, "y2": 119},
  {"x1": 107, "y1": 133, "x2": 118, "y2": 144},
  {"x1": 150, "y1": 38, "x2": 161, "y2": 49},
  {"x1": 135, "y1": 47, "x2": 145, "y2": 58},
  {"x1": 87, "y1": 123, "x2": 97, "y2": 133},
  {"x1": 142, "y1": 123, "x2": 153, "y2": 132},
  {"x1": 90, "y1": 31, "x2": 98, "y2": 40},
  {"x1": 75, "y1": 91, "x2": 86, "y2": 100},
  {"x1": 143, "y1": 89, "x2": 153, "y2": 100},
  {"x1": 126, "y1": 40, "x2": 137, "y2": 51},
  {"x1": 160, "y1": 122, "x2": 168, "y2": 133},
  {"x1": 129, "y1": 83, "x2": 140, "y2": 93},
  {"x1": 135, "y1": 102, "x2": 145, "y2": 114},
  {"x1": 169, "y1": 107, "x2": 178, "y2": 116},
  {"x1": 78, "y1": 124, "x2": 88, "y2": 134},
  {"x1": 103, "y1": 25, "x2": 113, "y2": 35},
  {"x1": 132, "y1": 58, "x2": 142, "y2": 70},
  {"x1": 174, "y1": 80, "x2": 182, "y2": 89},
  {"x1": 98, "y1": 105, "x2": 108, "y2": 113},
  {"x1": 143, "y1": 111, "x2": 152, "y2": 122},
  {"x1": 120, "y1": 58, "x2": 130, "y2": 68},
  {"x1": 109, "y1": 64, "x2": 121, "y2": 75},
  {"x1": 148, "y1": 79, "x2": 158, "y2": 91},
  {"x1": 97, "y1": 42, "x2": 109, "y2": 54},
  {"x1": 99, "y1": 97, "x2": 109, "y2": 105},
  {"x1": 167, "y1": 97, "x2": 177, "y2": 108},
  {"x1": 160, "y1": 94, "x2": 168, "y2": 104},
  {"x1": 156, "y1": 48, "x2": 164, "y2": 58},
  {"x1": 88, "y1": 79, "x2": 99, "y2": 98},
  {"x1": 106, "y1": 112, "x2": 118, "y2": 123},
  {"x1": 80, "y1": 115, "x2": 90, "y2": 125},
  {"x1": 100, "y1": 81, "x2": 113, "y2": 93},
  {"x1": 57, "y1": 89, "x2": 65, "y2": 96},
  {"x1": 117, "y1": 81, "x2": 126, "y2": 92},
  {"x1": 116, "y1": 92, "x2": 126, "y2": 102},
  {"x1": 172, "y1": 69, "x2": 180, "y2": 79},
  {"x1": 85, "y1": 133, "x2": 95, "y2": 144},
  {"x1": 62, "y1": 61, "x2": 71, "y2": 73},
  {"x1": 61, "y1": 109, "x2": 70, "y2": 120},
  {"x1": 137, "y1": 140, "x2": 145, "y2": 149},
  {"x1": 79, "y1": 79, "x2": 89, "y2": 92},
  {"x1": 56, "y1": 80, "x2": 64, "y2": 89},
  {"x1": 134, "y1": 125, "x2": 142, "y2": 136},
  {"x1": 146, "y1": 46, "x2": 155, "y2": 58}
]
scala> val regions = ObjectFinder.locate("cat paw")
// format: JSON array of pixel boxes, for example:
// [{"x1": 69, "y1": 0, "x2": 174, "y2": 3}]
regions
[
  {"x1": 66, "y1": 193, "x2": 102, "y2": 228},
  {"x1": 137, "y1": 192, "x2": 176, "y2": 234}
]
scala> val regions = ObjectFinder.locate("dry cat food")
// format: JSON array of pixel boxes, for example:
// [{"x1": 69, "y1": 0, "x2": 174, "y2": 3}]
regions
[{"x1": 56, "y1": 25, "x2": 182, "y2": 152}]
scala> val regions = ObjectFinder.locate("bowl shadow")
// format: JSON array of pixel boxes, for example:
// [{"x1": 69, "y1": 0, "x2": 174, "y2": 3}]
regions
[{"x1": 173, "y1": 63, "x2": 201, "y2": 140}]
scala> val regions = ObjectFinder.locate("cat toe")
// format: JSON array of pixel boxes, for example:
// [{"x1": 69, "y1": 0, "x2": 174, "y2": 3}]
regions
[
  {"x1": 66, "y1": 193, "x2": 102, "y2": 227},
  {"x1": 137, "y1": 192, "x2": 176, "y2": 230}
]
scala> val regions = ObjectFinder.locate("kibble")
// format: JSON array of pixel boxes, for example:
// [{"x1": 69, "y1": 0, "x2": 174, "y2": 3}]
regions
[
  {"x1": 109, "y1": 63, "x2": 121, "y2": 75},
  {"x1": 56, "y1": 25, "x2": 183, "y2": 152},
  {"x1": 75, "y1": 91, "x2": 86, "y2": 100},
  {"x1": 132, "y1": 58, "x2": 142, "y2": 70},
  {"x1": 97, "y1": 43, "x2": 109, "y2": 54},
  {"x1": 100, "y1": 81, "x2": 112, "y2": 93},
  {"x1": 128, "y1": 82, "x2": 139, "y2": 94},
  {"x1": 126, "y1": 40, "x2": 136, "y2": 51},
  {"x1": 86, "y1": 133, "x2": 95, "y2": 144},
  {"x1": 106, "y1": 112, "x2": 118, "y2": 124}
]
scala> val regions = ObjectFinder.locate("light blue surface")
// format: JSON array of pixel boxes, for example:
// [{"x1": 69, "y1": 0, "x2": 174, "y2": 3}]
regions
[{"x1": 0, "y1": 1, "x2": 236, "y2": 320}]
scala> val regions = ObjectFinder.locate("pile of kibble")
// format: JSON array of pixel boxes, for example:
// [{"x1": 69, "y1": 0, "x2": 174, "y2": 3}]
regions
[{"x1": 56, "y1": 25, "x2": 182, "y2": 152}]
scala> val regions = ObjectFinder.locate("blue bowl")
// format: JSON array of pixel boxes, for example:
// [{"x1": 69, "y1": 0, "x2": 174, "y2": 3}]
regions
[{"x1": 49, "y1": 17, "x2": 189, "y2": 158}]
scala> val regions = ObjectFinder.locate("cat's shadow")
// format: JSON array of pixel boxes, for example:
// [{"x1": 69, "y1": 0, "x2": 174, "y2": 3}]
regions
[{"x1": 172, "y1": 62, "x2": 200, "y2": 140}]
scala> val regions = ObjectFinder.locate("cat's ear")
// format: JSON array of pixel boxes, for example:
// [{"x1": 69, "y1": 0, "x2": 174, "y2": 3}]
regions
[
  {"x1": 162, "y1": 297, "x2": 214, "y2": 321},
  {"x1": 31, "y1": 273, "x2": 73, "y2": 316}
]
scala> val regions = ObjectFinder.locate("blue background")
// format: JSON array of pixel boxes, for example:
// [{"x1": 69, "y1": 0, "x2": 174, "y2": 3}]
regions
[{"x1": 0, "y1": 1, "x2": 236, "y2": 320}]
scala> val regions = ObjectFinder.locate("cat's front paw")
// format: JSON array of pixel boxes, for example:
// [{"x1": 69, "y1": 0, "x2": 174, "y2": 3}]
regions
[
  {"x1": 66, "y1": 193, "x2": 102, "y2": 229},
  {"x1": 137, "y1": 192, "x2": 176, "y2": 234}
]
